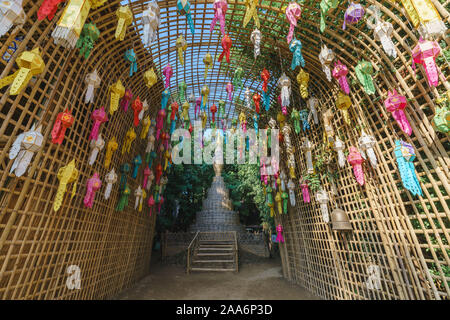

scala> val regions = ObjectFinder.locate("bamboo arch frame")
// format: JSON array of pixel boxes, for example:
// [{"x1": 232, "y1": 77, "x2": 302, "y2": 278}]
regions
[{"x1": 0, "y1": 0, "x2": 448, "y2": 299}]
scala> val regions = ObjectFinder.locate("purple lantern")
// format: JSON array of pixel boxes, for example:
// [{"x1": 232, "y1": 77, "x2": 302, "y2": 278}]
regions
[{"x1": 343, "y1": 2, "x2": 365, "y2": 30}]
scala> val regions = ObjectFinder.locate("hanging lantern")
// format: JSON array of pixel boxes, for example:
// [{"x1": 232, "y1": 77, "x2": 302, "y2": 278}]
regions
[
  {"x1": 285, "y1": 2, "x2": 302, "y2": 44},
  {"x1": 201, "y1": 84, "x2": 209, "y2": 110},
  {"x1": 432, "y1": 95, "x2": 450, "y2": 134},
  {"x1": 296, "y1": 69, "x2": 309, "y2": 99},
  {"x1": 239, "y1": 111, "x2": 247, "y2": 132},
  {"x1": 300, "y1": 179, "x2": 310, "y2": 203},
  {"x1": 287, "y1": 179, "x2": 296, "y2": 206},
  {"x1": 182, "y1": 101, "x2": 190, "y2": 128},
  {"x1": 134, "y1": 186, "x2": 146, "y2": 212},
  {"x1": 203, "y1": 53, "x2": 213, "y2": 79},
  {"x1": 316, "y1": 188, "x2": 330, "y2": 223},
  {"x1": 161, "y1": 88, "x2": 170, "y2": 110},
  {"x1": 144, "y1": 68, "x2": 158, "y2": 88},
  {"x1": 347, "y1": 146, "x2": 365, "y2": 186},
  {"x1": 115, "y1": 5, "x2": 133, "y2": 41},
  {"x1": 53, "y1": 160, "x2": 79, "y2": 212},
  {"x1": 243, "y1": 0, "x2": 260, "y2": 28},
  {"x1": 333, "y1": 137, "x2": 346, "y2": 168},
  {"x1": 331, "y1": 208, "x2": 353, "y2": 231},
  {"x1": 132, "y1": 97, "x2": 143, "y2": 127},
  {"x1": 336, "y1": 91, "x2": 352, "y2": 125},
  {"x1": 278, "y1": 73, "x2": 291, "y2": 115},
  {"x1": 76, "y1": 23, "x2": 99, "y2": 59},
  {"x1": 358, "y1": 130, "x2": 378, "y2": 169},
  {"x1": 195, "y1": 97, "x2": 202, "y2": 119},
  {"x1": 322, "y1": 108, "x2": 334, "y2": 144},
  {"x1": 104, "y1": 168, "x2": 117, "y2": 200},
  {"x1": 122, "y1": 127, "x2": 136, "y2": 154},
  {"x1": 291, "y1": 108, "x2": 301, "y2": 134},
  {"x1": 289, "y1": 38, "x2": 305, "y2": 70},
  {"x1": 307, "y1": 97, "x2": 319, "y2": 124},
  {"x1": 302, "y1": 138, "x2": 314, "y2": 174},
  {"x1": 332, "y1": 60, "x2": 350, "y2": 95},
  {"x1": 156, "y1": 109, "x2": 166, "y2": 140},
  {"x1": 226, "y1": 81, "x2": 234, "y2": 101},
  {"x1": 121, "y1": 89, "x2": 133, "y2": 112},
  {"x1": 0, "y1": 0, "x2": 26, "y2": 37},
  {"x1": 250, "y1": 28, "x2": 261, "y2": 59},
  {"x1": 0, "y1": 47, "x2": 45, "y2": 95},
  {"x1": 142, "y1": 1, "x2": 160, "y2": 46},
  {"x1": 84, "y1": 70, "x2": 101, "y2": 104},
  {"x1": 88, "y1": 133, "x2": 104, "y2": 165},
  {"x1": 319, "y1": 0, "x2": 339, "y2": 33},
  {"x1": 397, "y1": 0, "x2": 447, "y2": 39},
  {"x1": 253, "y1": 92, "x2": 261, "y2": 114},
  {"x1": 176, "y1": 35, "x2": 187, "y2": 66},
  {"x1": 163, "y1": 64, "x2": 173, "y2": 88},
  {"x1": 177, "y1": 0, "x2": 195, "y2": 35},
  {"x1": 210, "y1": 103, "x2": 217, "y2": 124},
  {"x1": 139, "y1": 99, "x2": 149, "y2": 122},
  {"x1": 132, "y1": 155, "x2": 142, "y2": 179},
  {"x1": 384, "y1": 89, "x2": 411, "y2": 136},
  {"x1": 299, "y1": 109, "x2": 310, "y2": 131},
  {"x1": 319, "y1": 44, "x2": 335, "y2": 82},
  {"x1": 52, "y1": 0, "x2": 107, "y2": 49},
  {"x1": 89, "y1": 106, "x2": 108, "y2": 141},
  {"x1": 233, "y1": 67, "x2": 243, "y2": 89},
  {"x1": 343, "y1": 2, "x2": 365, "y2": 30},
  {"x1": 412, "y1": 38, "x2": 441, "y2": 88},
  {"x1": 104, "y1": 136, "x2": 118, "y2": 169},
  {"x1": 119, "y1": 163, "x2": 130, "y2": 191},
  {"x1": 355, "y1": 60, "x2": 376, "y2": 95},
  {"x1": 124, "y1": 49, "x2": 138, "y2": 77},
  {"x1": 37, "y1": 0, "x2": 65, "y2": 21},
  {"x1": 109, "y1": 79, "x2": 125, "y2": 115},
  {"x1": 116, "y1": 185, "x2": 131, "y2": 211},
  {"x1": 218, "y1": 34, "x2": 232, "y2": 63},
  {"x1": 9, "y1": 124, "x2": 43, "y2": 177},
  {"x1": 210, "y1": 0, "x2": 228, "y2": 37},
  {"x1": 84, "y1": 172, "x2": 101, "y2": 208},
  {"x1": 394, "y1": 140, "x2": 423, "y2": 196},
  {"x1": 366, "y1": 5, "x2": 396, "y2": 58},
  {"x1": 51, "y1": 108, "x2": 74, "y2": 145},
  {"x1": 261, "y1": 68, "x2": 270, "y2": 93}
]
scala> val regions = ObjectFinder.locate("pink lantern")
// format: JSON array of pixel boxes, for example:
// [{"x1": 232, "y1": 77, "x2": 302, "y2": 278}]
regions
[
  {"x1": 156, "y1": 109, "x2": 166, "y2": 140},
  {"x1": 300, "y1": 181, "x2": 310, "y2": 203},
  {"x1": 195, "y1": 97, "x2": 201, "y2": 119},
  {"x1": 143, "y1": 166, "x2": 151, "y2": 188},
  {"x1": 84, "y1": 172, "x2": 101, "y2": 208},
  {"x1": 347, "y1": 146, "x2": 365, "y2": 186},
  {"x1": 384, "y1": 89, "x2": 412, "y2": 136},
  {"x1": 285, "y1": 2, "x2": 302, "y2": 44},
  {"x1": 163, "y1": 64, "x2": 173, "y2": 88},
  {"x1": 148, "y1": 194, "x2": 155, "y2": 216},
  {"x1": 210, "y1": 0, "x2": 228, "y2": 37},
  {"x1": 332, "y1": 61, "x2": 350, "y2": 94},
  {"x1": 121, "y1": 89, "x2": 133, "y2": 112},
  {"x1": 89, "y1": 106, "x2": 108, "y2": 140},
  {"x1": 226, "y1": 81, "x2": 234, "y2": 101},
  {"x1": 276, "y1": 224, "x2": 284, "y2": 243},
  {"x1": 412, "y1": 38, "x2": 441, "y2": 88}
]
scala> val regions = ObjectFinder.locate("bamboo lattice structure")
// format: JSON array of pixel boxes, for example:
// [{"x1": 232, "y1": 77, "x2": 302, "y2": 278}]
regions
[{"x1": 0, "y1": 0, "x2": 449, "y2": 299}]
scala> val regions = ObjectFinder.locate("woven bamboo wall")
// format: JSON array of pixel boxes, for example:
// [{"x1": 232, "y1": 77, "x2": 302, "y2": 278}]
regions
[{"x1": 0, "y1": 0, "x2": 449, "y2": 300}]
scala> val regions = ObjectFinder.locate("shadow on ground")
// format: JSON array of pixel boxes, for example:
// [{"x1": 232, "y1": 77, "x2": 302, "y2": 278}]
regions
[{"x1": 115, "y1": 257, "x2": 320, "y2": 300}]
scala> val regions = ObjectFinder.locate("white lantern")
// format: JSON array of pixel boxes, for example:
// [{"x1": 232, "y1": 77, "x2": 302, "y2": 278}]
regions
[
  {"x1": 142, "y1": 1, "x2": 160, "y2": 46},
  {"x1": 315, "y1": 188, "x2": 330, "y2": 223},
  {"x1": 89, "y1": 133, "x2": 105, "y2": 165},
  {"x1": 104, "y1": 168, "x2": 117, "y2": 200},
  {"x1": 85, "y1": 70, "x2": 101, "y2": 104},
  {"x1": 0, "y1": 0, "x2": 26, "y2": 37},
  {"x1": 9, "y1": 124, "x2": 43, "y2": 177},
  {"x1": 250, "y1": 28, "x2": 261, "y2": 59}
]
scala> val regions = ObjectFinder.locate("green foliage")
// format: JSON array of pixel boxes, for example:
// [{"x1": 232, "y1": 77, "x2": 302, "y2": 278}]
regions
[{"x1": 158, "y1": 164, "x2": 214, "y2": 232}]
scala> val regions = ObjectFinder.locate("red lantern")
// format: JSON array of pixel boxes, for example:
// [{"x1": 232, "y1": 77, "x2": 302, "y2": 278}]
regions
[
  {"x1": 261, "y1": 68, "x2": 270, "y2": 93},
  {"x1": 218, "y1": 34, "x2": 232, "y2": 63},
  {"x1": 132, "y1": 97, "x2": 143, "y2": 127},
  {"x1": 253, "y1": 92, "x2": 261, "y2": 114},
  {"x1": 210, "y1": 103, "x2": 217, "y2": 123},
  {"x1": 51, "y1": 108, "x2": 74, "y2": 144},
  {"x1": 38, "y1": 0, "x2": 65, "y2": 21}
]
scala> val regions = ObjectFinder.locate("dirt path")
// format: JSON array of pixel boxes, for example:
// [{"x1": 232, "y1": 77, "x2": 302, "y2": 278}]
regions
[{"x1": 116, "y1": 259, "x2": 319, "y2": 300}]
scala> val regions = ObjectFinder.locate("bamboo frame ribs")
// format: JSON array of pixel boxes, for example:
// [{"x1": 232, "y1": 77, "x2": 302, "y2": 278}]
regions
[{"x1": 0, "y1": 0, "x2": 449, "y2": 300}]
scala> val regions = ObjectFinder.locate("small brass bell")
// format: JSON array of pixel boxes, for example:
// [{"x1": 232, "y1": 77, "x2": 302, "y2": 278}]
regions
[{"x1": 331, "y1": 208, "x2": 352, "y2": 231}]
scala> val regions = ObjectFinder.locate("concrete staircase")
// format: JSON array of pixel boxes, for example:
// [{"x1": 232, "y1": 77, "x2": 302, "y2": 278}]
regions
[{"x1": 187, "y1": 232, "x2": 238, "y2": 273}]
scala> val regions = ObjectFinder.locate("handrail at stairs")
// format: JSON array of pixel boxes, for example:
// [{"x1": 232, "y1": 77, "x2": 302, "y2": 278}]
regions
[
  {"x1": 186, "y1": 231, "x2": 199, "y2": 274},
  {"x1": 233, "y1": 231, "x2": 238, "y2": 272}
]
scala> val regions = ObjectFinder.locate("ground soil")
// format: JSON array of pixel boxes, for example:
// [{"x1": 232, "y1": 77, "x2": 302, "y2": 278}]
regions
[{"x1": 115, "y1": 258, "x2": 319, "y2": 300}]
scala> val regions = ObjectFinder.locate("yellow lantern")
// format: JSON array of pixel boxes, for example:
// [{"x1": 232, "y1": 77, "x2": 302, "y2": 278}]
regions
[
  {"x1": 144, "y1": 68, "x2": 158, "y2": 88},
  {"x1": 296, "y1": 69, "x2": 309, "y2": 99},
  {"x1": 115, "y1": 5, "x2": 133, "y2": 41},
  {"x1": 109, "y1": 79, "x2": 125, "y2": 115},
  {"x1": 336, "y1": 91, "x2": 352, "y2": 125}
]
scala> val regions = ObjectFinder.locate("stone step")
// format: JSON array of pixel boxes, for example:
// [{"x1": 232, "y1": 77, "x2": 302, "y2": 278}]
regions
[
  {"x1": 193, "y1": 260, "x2": 234, "y2": 263},
  {"x1": 190, "y1": 267, "x2": 236, "y2": 272},
  {"x1": 196, "y1": 252, "x2": 234, "y2": 256},
  {"x1": 198, "y1": 247, "x2": 234, "y2": 251}
]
